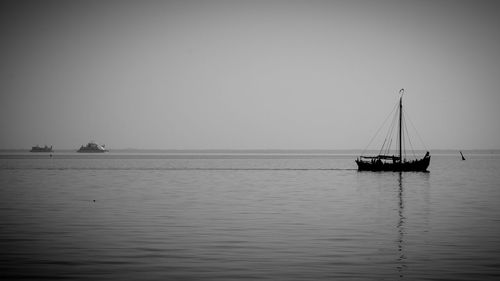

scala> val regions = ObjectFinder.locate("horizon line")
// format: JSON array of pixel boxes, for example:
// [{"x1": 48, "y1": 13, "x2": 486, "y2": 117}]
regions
[{"x1": 1, "y1": 148, "x2": 500, "y2": 152}]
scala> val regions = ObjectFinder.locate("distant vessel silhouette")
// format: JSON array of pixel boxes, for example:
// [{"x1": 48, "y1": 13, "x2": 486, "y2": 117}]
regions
[
  {"x1": 30, "y1": 145, "x2": 53, "y2": 152},
  {"x1": 77, "y1": 141, "x2": 108, "y2": 153},
  {"x1": 460, "y1": 151, "x2": 466, "y2": 161},
  {"x1": 355, "y1": 89, "x2": 430, "y2": 172}
]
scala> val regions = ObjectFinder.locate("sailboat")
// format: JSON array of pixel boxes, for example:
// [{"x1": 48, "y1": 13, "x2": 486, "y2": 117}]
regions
[{"x1": 355, "y1": 89, "x2": 430, "y2": 172}]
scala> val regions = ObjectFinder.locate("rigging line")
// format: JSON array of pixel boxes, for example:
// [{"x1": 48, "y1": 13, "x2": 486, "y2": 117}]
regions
[
  {"x1": 383, "y1": 104, "x2": 398, "y2": 156},
  {"x1": 386, "y1": 138, "x2": 393, "y2": 156},
  {"x1": 365, "y1": 100, "x2": 399, "y2": 154},
  {"x1": 379, "y1": 138, "x2": 388, "y2": 156},
  {"x1": 379, "y1": 106, "x2": 397, "y2": 155},
  {"x1": 402, "y1": 107, "x2": 428, "y2": 151},
  {"x1": 402, "y1": 113, "x2": 412, "y2": 158},
  {"x1": 361, "y1": 100, "x2": 399, "y2": 155},
  {"x1": 403, "y1": 111, "x2": 407, "y2": 160},
  {"x1": 385, "y1": 106, "x2": 399, "y2": 155},
  {"x1": 379, "y1": 100, "x2": 399, "y2": 155},
  {"x1": 402, "y1": 113, "x2": 415, "y2": 159},
  {"x1": 404, "y1": 113, "x2": 417, "y2": 159}
]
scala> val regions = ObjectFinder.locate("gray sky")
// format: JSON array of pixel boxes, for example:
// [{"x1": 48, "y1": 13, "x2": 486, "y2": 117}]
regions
[{"x1": 1, "y1": 0, "x2": 500, "y2": 150}]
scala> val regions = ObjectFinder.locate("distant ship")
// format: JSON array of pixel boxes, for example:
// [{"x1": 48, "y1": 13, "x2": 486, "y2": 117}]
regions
[
  {"x1": 355, "y1": 89, "x2": 430, "y2": 172},
  {"x1": 30, "y1": 145, "x2": 53, "y2": 152},
  {"x1": 77, "y1": 141, "x2": 108, "y2": 153}
]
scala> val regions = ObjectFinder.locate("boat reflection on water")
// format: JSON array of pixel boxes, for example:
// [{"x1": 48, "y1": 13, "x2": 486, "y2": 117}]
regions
[
  {"x1": 397, "y1": 172, "x2": 407, "y2": 278},
  {"x1": 395, "y1": 172, "x2": 431, "y2": 279}
]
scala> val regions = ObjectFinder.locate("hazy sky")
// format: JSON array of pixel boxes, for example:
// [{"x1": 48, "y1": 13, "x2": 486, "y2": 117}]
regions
[{"x1": 1, "y1": 0, "x2": 500, "y2": 150}]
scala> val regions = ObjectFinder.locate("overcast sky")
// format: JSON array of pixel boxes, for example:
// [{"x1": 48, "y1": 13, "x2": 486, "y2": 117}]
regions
[{"x1": 1, "y1": 0, "x2": 500, "y2": 150}]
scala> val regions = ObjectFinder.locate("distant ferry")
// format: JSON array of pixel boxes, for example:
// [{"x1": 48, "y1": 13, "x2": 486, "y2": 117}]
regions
[
  {"x1": 30, "y1": 145, "x2": 53, "y2": 152},
  {"x1": 77, "y1": 142, "x2": 108, "y2": 153}
]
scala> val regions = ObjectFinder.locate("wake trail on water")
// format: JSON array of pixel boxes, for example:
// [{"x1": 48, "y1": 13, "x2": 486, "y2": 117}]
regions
[{"x1": 1, "y1": 167, "x2": 357, "y2": 171}]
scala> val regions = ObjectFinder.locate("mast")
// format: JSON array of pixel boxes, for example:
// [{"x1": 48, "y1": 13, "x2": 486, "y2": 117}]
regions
[{"x1": 399, "y1": 90, "x2": 403, "y2": 164}]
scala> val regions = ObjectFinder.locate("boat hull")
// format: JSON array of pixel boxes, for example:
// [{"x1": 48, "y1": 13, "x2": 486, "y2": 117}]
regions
[
  {"x1": 356, "y1": 156, "x2": 430, "y2": 172},
  {"x1": 30, "y1": 146, "x2": 53, "y2": 152},
  {"x1": 30, "y1": 149, "x2": 53, "y2": 152},
  {"x1": 77, "y1": 150, "x2": 108, "y2": 153}
]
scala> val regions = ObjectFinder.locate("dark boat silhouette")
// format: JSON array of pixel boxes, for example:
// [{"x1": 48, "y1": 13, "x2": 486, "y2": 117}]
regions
[
  {"x1": 77, "y1": 141, "x2": 108, "y2": 153},
  {"x1": 355, "y1": 89, "x2": 430, "y2": 172},
  {"x1": 30, "y1": 145, "x2": 53, "y2": 152}
]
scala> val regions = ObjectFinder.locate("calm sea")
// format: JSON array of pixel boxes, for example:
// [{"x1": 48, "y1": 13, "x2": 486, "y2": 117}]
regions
[{"x1": 1, "y1": 151, "x2": 500, "y2": 280}]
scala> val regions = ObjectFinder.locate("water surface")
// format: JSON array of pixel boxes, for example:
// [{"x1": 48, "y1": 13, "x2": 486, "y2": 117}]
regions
[{"x1": 1, "y1": 151, "x2": 500, "y2": 280}]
